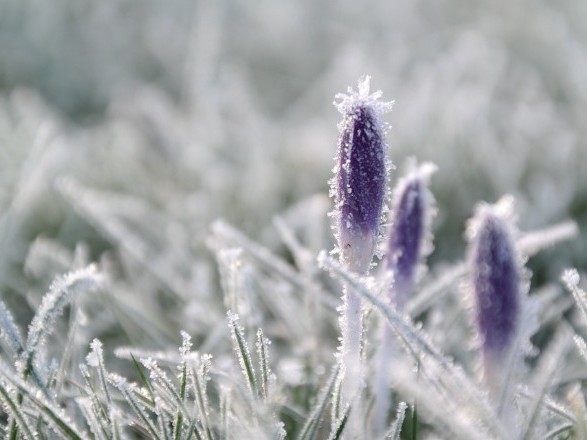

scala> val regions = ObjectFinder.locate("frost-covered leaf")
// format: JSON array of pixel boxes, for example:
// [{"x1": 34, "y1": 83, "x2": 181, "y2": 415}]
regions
[
  {"x1": 0, "y1": 378, "x2": 35, "y2": 440},
  {"x1": 0, "y1": 358, "x2": 87, "y2": 439},
  {"x1": 384, "y1": 402, "x2": 407, "y2": 440},
  {"x1": 227, "y1": 311, "x2": 259, "y2": 398},
  {"x1": 562, "y1": 269, "x2": 587, "y2": 323},
  {"x1": 297, "y1": 365, "x2": 340, "y2": 440},
  {"x1": 25, "y1": 265, "x2": 102, "y2": 364},
  {"x1": 0, "y1": 301, "x2": 24, "y2": 354}
]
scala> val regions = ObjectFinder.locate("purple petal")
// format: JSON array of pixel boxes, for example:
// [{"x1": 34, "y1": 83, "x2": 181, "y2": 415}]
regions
[
  {"x1": 336, "y1": 105, "x2": 386, "y2": 240},
  {"x1": 387, "y1": 179, "x2": 423, "y2": 282},
  {"x1": 470, "y1": 208, "x2": 520, "y2": 357},
  {"x1": 385, "y1": 163, "x2": 436, "y2": 307},
  {"x1": 332, "y1": 77, "x2": 393, "y2": 272}
]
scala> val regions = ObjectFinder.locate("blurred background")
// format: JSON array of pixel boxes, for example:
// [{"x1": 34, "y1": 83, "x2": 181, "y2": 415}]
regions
[{"x1": 0, "y1": 0, "x2": 585, "y2": 341}]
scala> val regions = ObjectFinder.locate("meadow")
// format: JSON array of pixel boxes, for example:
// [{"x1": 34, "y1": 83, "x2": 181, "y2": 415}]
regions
[{"x1": 1, "y1": 1, "x2": 586, "y2": 438}]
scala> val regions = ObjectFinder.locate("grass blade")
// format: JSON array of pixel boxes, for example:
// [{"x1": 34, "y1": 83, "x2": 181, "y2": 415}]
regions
[
  {"x1": 0, "y1": 379, "x2": 35, "y2": 440},
  {"x1": 256, "y1": 328, "x2": 271, "y2": 401},
  {"x1": 0, "y1": 359, "x2": 87, "y2": 439},
  {"x1": 384, "y1": 401, "x2": 407, "y2": 440},
  {"x1": 297, "y1": 365, "x2": 340, "y2": 440},
  {"x1": 227, "y1": 311, "x2": 258, "y2": 398}
]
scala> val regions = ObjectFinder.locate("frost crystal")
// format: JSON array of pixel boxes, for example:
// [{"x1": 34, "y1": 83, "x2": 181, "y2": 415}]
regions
[
  {"x1": 86, "y1": 339, "x2": 103, "y2": 368},
  {"x1": 179, "y1": 330, "x2": 193, "y2": 359},
  {"x1": 467, "y1": 197, "x2": 521, "y2": 360},
  {"x1": 332, "y1": 75, "x2": 393, "y2": 273},
  {"x1": 562, "y1": 268, "x2": 580, "y2": 287}
]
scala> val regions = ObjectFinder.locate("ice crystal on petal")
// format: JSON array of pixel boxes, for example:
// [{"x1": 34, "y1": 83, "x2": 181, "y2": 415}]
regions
[{"x1": 332, "y1": 76, "x2": 393, "y2": 273}]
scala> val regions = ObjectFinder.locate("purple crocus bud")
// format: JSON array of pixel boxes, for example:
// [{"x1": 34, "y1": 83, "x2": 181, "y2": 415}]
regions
[
  {"x1": 331, "y1": 77, "x2": 393, "y2": 425},
  {"x1": 373, "y1": 163, "x2": 435, "y2": 434},
  {"x1": 467, "y1": 196, "x2": 522, "y2": 375},
  {"x1": 386, "y1": 163, "x2": 436, "y2": 309},
  {"x1": 331, "y1": 76, "x2": 393, "y2": 274}
]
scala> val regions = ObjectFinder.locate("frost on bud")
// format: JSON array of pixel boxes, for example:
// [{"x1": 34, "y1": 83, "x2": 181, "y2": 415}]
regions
[
  {"x1": 467, "y1": 196, "x2": 522, "y2": 370},
  {"x1": 331, "y1": 76, "x2": 393, "y2": 274},
  {"x1": 386, "y1": 163, "x2": 436, "y2": 308}
]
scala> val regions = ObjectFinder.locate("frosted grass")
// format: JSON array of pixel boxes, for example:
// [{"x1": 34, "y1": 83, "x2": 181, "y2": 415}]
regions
[
  {"x1": 0, "y1": 167, "x2": 582, "y2": 439},
  {"x1": 0, "y1": 43, "x2": 584, "y2": 439}
]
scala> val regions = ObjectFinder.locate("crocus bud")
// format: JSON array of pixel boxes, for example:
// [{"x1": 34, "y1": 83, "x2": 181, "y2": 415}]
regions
[
  {"x1": 372, "y1": 163, "x2": 435, "y2": 434},
  {"x1": 331, "y1": 76, "x2": 393, "y2": 274},
  {"x1": 467, "y1": 196, "x2": 521, "y2": 377},
  {"x1": 386, "y1": 163, "x2": 436, "y2": 309},
  {"x1": 331, "y1": 77, "x2": 393, "y2": 429}
]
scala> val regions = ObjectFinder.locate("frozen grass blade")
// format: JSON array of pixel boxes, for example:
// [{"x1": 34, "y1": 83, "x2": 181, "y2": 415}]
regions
[
  {"x1": 543, "y1": 423, "x2": 574, "y2": 439},
  {"x1": 142, "y1": 357, "x2": 190, "y2": 418},
  {"x1": 0, "y1": 380, "x2": 35, "y2": 440},
  {"x1": 87, "y1": 339, "x2": 112, "y2": 404},
  {"x1": 256, "y1": 328, "x2": 271, "y2": 401},
  {"x1": 174, "y1": 332, "x2": 191, "y2": 440},
  {"x1": 330, "y1": 369, "x2": 343, "y2": 432},
  {"x1": 110, "y1": 375, "x2": 162, "y2": 440},
  {"x1": 272, "y1": 215, "x2": 315, "y2": 275},
  {"x1": 212, "y1": 219, "x2": 306, "y2": 290},
  {"x1": 179, "y1": 333, "x2": 191, "y2": 402},
  {"x1": 129, "y1": 353, "x2": 155, "y2": 405},
  {"x1": 574, "y1": 335, "x2": 587, "y2": 363},
  {"x1": 79, "y1": 365, "x2": 111, "y2": 440},
  {"x1": 327, "y1": 403, "x2": 351, "y2": 440},
  {"x1": 6, "y1": 265, "x2": 101, "y2": 438},
  {"x1": 0, "y1": 301, "x2": 24, "y2": 354},
  {"x1": 227, "y1": 311, "x2": 259, "y2": 398},
  {"x1": 567, "y1": 384, "x2": 587, "y2": 439},
  {"x1": 297, "y1": 365, "x2": 340, "y2": 440},
  {"x1": 25, "y1": 265, "x2": 101, "y2": 359},
  {"x1": 216, "y1": 247, "x2": 246, "y2": 315},
  {"x1": 0, "y1": 359, "x2": 87, "y2": 439},
  {"x1": 189, "y1": 353, "x2": 214, "y2": 440},
  {"x1": 77, "y1": 397, "x2": 109, "y2": 440},
  {"x1": 407, "y1": 262, "x2": 466, "y2": 315},
  {"x1": 54, "y1": 303, "x2": 81, "y2": 397},
  {"x1": 519, "y1": 327, "x2": 573, "y2": 440},
  {"x1": 562, "y1": 269, "x2": 587, "y2": 322},
  {"x1": 140, "y1": 357, "x2": 186, "y2": 439},
  {"x1": 389, "y1": 362, "x2": 491, "y2": 440},
  {"x1": 21, "y1": 264, "x2": 102, "y2": 399},
  {"x1": 517, "y1": 220, "x2": 578, "y2": 256},
  {"x1": 173, "y1": 407, "x2": 183, "y2": 440},
  {"x1": 273, "y1": 422, "x2": 287, "y2": 440},
  {"x1": 517, "y1": 388, "x2": 576, "y2": 425},
  {"x1": 58, "y1": 179, "x2": 190, "y2": 299},
  {"x1": 384, "y1": 401, "x2": 407, "y2": 440},
  {"x1": 220, "y1": 388, "x2": 230, "y2": 439}
]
